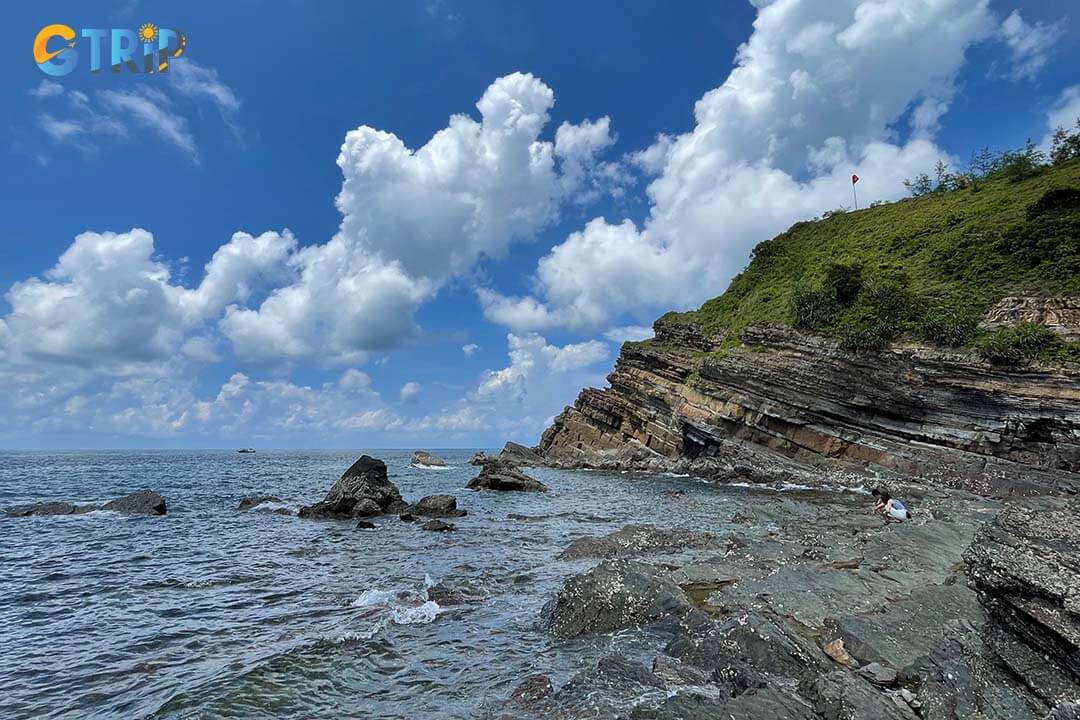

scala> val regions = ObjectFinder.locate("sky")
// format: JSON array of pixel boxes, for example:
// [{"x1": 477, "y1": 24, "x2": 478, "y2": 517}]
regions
[{"x1": 1, "y1": 0, "x2": 1078, "y2": 449}]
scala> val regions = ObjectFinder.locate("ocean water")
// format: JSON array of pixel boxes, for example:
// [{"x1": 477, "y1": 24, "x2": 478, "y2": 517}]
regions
[{"x1": 0, "y1": 449, "x2": 800, "y2": 719}]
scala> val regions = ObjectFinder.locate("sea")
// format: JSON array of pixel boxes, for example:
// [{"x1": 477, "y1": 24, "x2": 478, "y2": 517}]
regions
[{"x1": 0, "y1": 449, "x2": 784, "y2": 719}]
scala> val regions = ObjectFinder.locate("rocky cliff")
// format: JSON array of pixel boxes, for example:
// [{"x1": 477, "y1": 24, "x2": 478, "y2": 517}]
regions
[{"x1": 540, "y1": 317, "x2": 1080, "y2": 495}]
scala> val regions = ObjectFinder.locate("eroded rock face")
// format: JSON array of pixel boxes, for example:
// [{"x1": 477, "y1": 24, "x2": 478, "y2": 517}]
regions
[
  {"x1": 980, "y1": 296, "x2": 1080, "y2": 342},
  {"x1": 542, "y1": 560, "x2": 690, "y2": 639},
  {"x1": 498, "y1": 441, "x2": 543, "y2": 465},
  {"x1": 539, "y1": 324, "x2": 1080, "y2": 494},
  {"x1": 298, "y1": 456, "x2": 406, "y2": 519},
  {"x1": 6, "y1": 490, "x2": 167, "y2": 517},
  {"x1": 411, "y1": 451, "x2": 447, "y2": 467},
  {"x1": 964, "y1": 497, "x2": 1080, "y2": 706},
  {"x1": 466, "y1": 459, "x2": 548, "y2": 492}
]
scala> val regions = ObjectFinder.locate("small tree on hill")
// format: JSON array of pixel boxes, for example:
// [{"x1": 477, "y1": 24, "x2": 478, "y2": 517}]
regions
[{"x1": 1050, "y1": 118, "x2": 1080, "y2": 165}]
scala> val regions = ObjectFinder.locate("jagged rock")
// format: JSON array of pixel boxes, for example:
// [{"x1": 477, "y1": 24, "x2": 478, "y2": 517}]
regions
[
  {"x1": 7, "y1": 490, "x2": 167, "y2": 517},
  {"x1": 538, "y1": 324, "x2": 1080, "y2": 494},
  {"x1": 857, "y1": 662, "x2": 898, "y2": 686},
  {"x1": 467, "y1": 459, "x2": 548, "y2": 492},
  {"x1": 542, "y1": 560, "x2": 690, "y2": 639},
  {"x1": 518, "y1": 656, "x2": 666, "y2": 719},
  {"x1": 650, "y1": 655, "x2": 714, "y2": 688},
  {"x1": 422, "y1": 519, "x2": 455, "y2": 532},
  {"x1": 964, "y1": 497, "x2": 1080, "y2": 706},
  {"x1": 237, "y1": 495, "x2": 281, "y2": 511},
  {"x1": 980, "y1": 296, "x2": 1080, "y2": 342},
  {"x1": 405, "y1": 495, "x2": 466, "y2": 518},
  {"x1": 558, "y1": 524, "x2": 717, "y2": 560},
  {"x1": 802, "y1": 671, "x2": 917, "y2": 720},
  {"x1": 411, "y1": 451, "x2": 447, "y2": 467},
  {"x1": 498, "y1": 441, "x2": 543, "y2": 466},
  {"x1": 468, "y1": 451, "x2": 489, "y2": 466},
  {"x1": 298, "y1": 456, "x2": 406, "y2": 519}
]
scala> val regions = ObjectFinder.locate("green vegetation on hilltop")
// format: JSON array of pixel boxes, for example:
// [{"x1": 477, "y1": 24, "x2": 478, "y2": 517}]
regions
[{"x1": 659, "y1": 136, "x2": 1080, "y2": 365}]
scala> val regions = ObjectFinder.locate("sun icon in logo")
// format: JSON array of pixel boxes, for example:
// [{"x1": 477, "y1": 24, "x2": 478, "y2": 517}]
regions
[{"x1": 138, "y1": 23, "x2": 159, "y2": 44}]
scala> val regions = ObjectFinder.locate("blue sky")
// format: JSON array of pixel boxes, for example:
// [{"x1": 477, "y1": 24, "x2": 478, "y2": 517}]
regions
[{"x1": 2, "y1": 0, "x2": 1078, "y2": 449}]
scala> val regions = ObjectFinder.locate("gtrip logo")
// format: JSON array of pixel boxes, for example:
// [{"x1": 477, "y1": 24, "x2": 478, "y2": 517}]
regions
[{"x1": 33, "y1": 23, "x2": 187, "y2": 76}]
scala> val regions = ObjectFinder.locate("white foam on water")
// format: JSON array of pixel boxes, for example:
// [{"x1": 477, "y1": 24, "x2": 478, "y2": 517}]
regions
[
  {"x1": 390, "y1": 600, "x2": 442, "y2": 625},
  {"x1": 351, "y1": 589, "x2": 394, "y2": 608},
  {"x1": 251, "y1": 500, "x2": 299, "y2": 513},
  {"x1": 409, "y1": 463, "x2": 454, "y2": 470}
]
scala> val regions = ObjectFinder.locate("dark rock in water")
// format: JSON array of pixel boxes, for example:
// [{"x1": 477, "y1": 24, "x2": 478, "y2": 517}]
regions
[
  {"x1": 237, "y1": 495, "x2": 281, "y2": 511},
  {"x1": 6, "y1": 501, "x2": 82, "y2": 517},
  {"x1": 355, "y1": 520, "x2": 376, "y2": 529},
  {"x1": 298, "y1": 455, "x2": 406, "y2": 520},
  {"x1": 498, "y1": 441, "x2": 542, "y2": 466},
  {"x1": 514, "y1": 656, "x2": 665, "y2": 719},
  {"x1": 542, "y1": 560, "x2": 690, "y2": 639},
  {"x1": 102, "y1": 490, "x2": 167, "y2": 515},
  {"x1": 508, "y1": 674, "x2": 554, "y2": 704},
  {"x1": 406, "y1": 495, "x2": 466, "y2": 518},
  {"x1": 964, "y1": 496, "x2": 1080, "y2": 706},
  {"x1": 8, "y1": 490, "x2": 167, "y2": 517},
  {"x1": 422, "y1": 519, "x2": 455, "y2": 532},
  {"x1": 558, "y1": 524, "x2": 717, "y2": 560},
  {"x1": 466, "y1": 459, "x2": 548, "y2": 492},
  {"x1": 399, "y1": 513, "x2": 417, "y2": 523},
  {"x1": 468, "y1": 451, "x2": 489, "y2": 466},
  {"x1": 426, "y1": 579, "x2": 487, "y2": 606},
  {"x1": 411, "y1": 450, "x2": 447, "y2": 467},
  {"x1": 650, "y1": 654, "x2": 713, "y2": 688}
]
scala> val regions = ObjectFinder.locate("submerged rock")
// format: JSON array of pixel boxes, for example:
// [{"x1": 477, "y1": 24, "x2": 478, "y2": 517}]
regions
[
  {"x1": 422, "y1": 519, "x2": 455, "y2": 532},
  {"x1": 6, "y1": 489, "x2": 167, "y2": 517},
  {"x1": 467, "y1": 459, "x2": 548, "y2": 492},
  {"x1": 405, "y1": 495, "x2": 466, "y2": 518},
  {"x1": 355, "y1": 520, "x2": 376, "y2": 530},
  {"x1": 411, "y1": 451, "x2": 447, "y2": 467},
  {"x1": 298, "y1": 455, "x2": 406, "y2": 520},
  {"x1": 237, "y1": 495, "x2": 281, "y2": 511},
  {"x1": 542, "y1": 560, "x2": 690, "y2": 639}
]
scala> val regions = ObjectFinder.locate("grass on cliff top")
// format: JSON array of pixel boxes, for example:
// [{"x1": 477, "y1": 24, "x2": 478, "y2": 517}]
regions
[{"x1": 658, "y1": 157, "x2": 1080, "y2": 360}]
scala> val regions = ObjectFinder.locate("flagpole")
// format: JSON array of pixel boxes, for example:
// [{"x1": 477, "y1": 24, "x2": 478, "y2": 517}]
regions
[{"x1": 853, "y1": 183, "x2": 858, "y2": 210}]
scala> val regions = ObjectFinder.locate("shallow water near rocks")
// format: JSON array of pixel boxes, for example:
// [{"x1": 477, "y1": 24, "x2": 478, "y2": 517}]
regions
[{"x1": 0, "y1": 449, "x2": 873, "y2": 719}]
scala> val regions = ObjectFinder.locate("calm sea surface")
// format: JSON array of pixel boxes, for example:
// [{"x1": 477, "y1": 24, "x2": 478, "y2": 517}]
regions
[{"x1": 0, "y1": 449, "x2": 791, "y2": 719}]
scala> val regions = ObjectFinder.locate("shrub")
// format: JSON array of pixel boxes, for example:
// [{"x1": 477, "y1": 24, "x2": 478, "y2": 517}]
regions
[
  {"x1": 917, "y1": 308, "x2": 979, "y2": 346},
  {"x1": 792, "y1": 287, "x2": 841, "y2": 330},
  {"x1": 996, "y1": 140, "x2": 1046, "y2": 183},
  {"x1": 1050, "y1": 119, "x2": 1080, "y2": 166},
  {"x1": 840, "y1": 323, "x2": 895, "y2": 352},
  {"x1": 903, "y1": 173, "x2": 933, "y2": 197},
  {"x1": 976, "y1": 323, "x2": 1057, "y2": 365},
  {"x1": 824, "y1": 263, "x2": 863, "y2": 305}
]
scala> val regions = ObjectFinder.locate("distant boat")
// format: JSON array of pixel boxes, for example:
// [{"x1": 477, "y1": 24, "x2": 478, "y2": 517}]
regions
[{"x1": 237, "y1": 448, "x2": 256, "y2": 454}]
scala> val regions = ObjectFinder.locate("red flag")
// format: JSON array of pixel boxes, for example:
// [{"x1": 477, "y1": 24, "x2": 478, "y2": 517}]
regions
[{"x1": 852, "y1": 174, "x2": 860, "y2": 185}]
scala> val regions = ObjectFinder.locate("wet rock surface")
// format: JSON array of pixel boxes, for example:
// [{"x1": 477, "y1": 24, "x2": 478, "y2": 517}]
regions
[
  {"x1": 501, "y1": 484, "x2": 1080, "y2": 720},
  {"x1": 7, "y1": 489, "x2": 167, "y2": 517},
  {"x1": 298, "y1": 455, "x2": 406, "y2": 519},
  {"x1": 405, "y1": 494, "x2": 466, "y2": 517},
  {"x1": 410, "y1": 451, "x2": 447, "y2": 467},
  {"x1": 467, "y1": 459, "x2": 548, "y2": 492},
  {"x1": 237, "y1": 494, "x2": 281, "y2": 511}
]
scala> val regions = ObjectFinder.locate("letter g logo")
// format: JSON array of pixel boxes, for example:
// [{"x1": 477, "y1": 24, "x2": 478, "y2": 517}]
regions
[{"x1": 34, "y1": 24, "x2": 78, "y2": 76}]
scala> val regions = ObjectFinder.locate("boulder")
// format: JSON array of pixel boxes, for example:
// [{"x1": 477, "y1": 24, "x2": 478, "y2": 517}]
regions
[
  {"x1": 298, "y1": 455, "x2": 406, "y2": 519},
  {"x1": 542, "y1": 560, "x2": 690, "y2": 639},
  {"x1": 963, "y1": 497, "x2": 1080, "y2": 706},
  {"x1": 498, "y1": 441, "x2": 543, "y2": 466},
  {"x1": 466, "y1": 459, "x2": 548, "y2": 492},
  {"x1": 399, "y1": 513, "x2": 417, "y2": 523},
  {"x1": 468, "y1": 451, "x2": 489, "y2": 466},
  {"x1": 411, "y1": 451, "x2": 447, "y2": 467},
  {"x1": 422, "y1": 519, "x2": 455, "y2": 532},
  {"x1": 6, "y1": 489, "x2": 167, "y2": 517},
  {"x1": 356, "y1": 520, "x2": 376, "y2": 530},
  {"x1": 237, "y1": 494, "x2": 281, "y2": 511},
  {"x1": 405, "y1": 495, "x2": 466, "y2": 517},
  {"x1": 559, "y1": 524, "x2": 718, "y2": 560}
]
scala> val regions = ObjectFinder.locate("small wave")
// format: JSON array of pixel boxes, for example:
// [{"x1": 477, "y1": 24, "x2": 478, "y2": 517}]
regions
[
  {"x1": 409, "y1": 463, "x2": 454, "y2": 470},
  {"x1": 249, "y1": 500, "x2": 299, "y2": 514},
  {"x1": 390, "y1": 600, "x2": 442, "y2": 625},
  {"x1": 351, "y1": 589, "x2": 394, "y2": 608}
]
